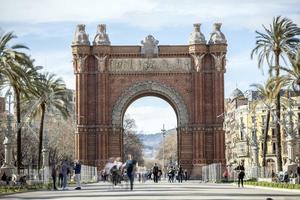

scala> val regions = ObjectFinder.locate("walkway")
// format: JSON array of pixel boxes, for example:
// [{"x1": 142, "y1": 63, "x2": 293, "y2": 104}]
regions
[{"x1": 2, "y1": 181, "x2": 300, "y2": 200}]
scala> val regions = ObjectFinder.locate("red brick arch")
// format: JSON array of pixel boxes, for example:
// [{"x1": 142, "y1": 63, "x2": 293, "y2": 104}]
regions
[{"x1": 72, "y1": 35, "x2": 227, "y2": 178}]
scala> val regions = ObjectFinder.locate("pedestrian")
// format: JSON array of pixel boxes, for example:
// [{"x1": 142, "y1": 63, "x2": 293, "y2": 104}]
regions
[
  {"x1": 153, "y1": 163, "x2": 159, "y2": 183},
  {"x1": 223, "y1": 168, "x2": 229, "y2": 182},
  {"x1": 125, "y1": 154, "x2": 136, "y2": 191},
  {"x1": 51, "y1": 163, "x2": 58, "y2": 190},
  {"x1": 234, "y1": 162, "x2": 245, "y2": 187},
  {"x1": 74, "y1": 160, "x2": 81, "y2": 190},
  {"x1": 297, "y1": 163, "x2": 300, "y2": 184},
  {"x1": 61, "y1": 159, "x2": 69, "y2": 190},
  {"x1": 58, "y1": 165, "x2": 63, "y2": 188},
  {"x1": 178, "y1": 165, "x2": 183, "y2": 183},
  {"x1": 184, "y1": 169, "x2": 188, "y2": 181}
]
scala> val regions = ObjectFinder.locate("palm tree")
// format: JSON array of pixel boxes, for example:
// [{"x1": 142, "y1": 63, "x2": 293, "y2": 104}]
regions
[
  {"x1": 0, "y1": 31, "x2": 34, "y2": 173},
  {"x1": 251, "y1": 16, "x2": 300, "y2": 171},
  {"x1": 251, "y1": 77, "x2": 286, "y2": 175},
  {"x1": 26, "y1": 72, "x2": 70, "y2": 170},
  {"x1": 281, "y1": 48, "x2": 300, "y2": 91}
]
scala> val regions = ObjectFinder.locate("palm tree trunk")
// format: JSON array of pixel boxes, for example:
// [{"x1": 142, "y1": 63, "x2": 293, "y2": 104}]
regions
[
  {"x1": 275, "y1": 53, "x2": 283, "y2": 172},
  {"x1": 13, "y1": 86, "x2": 22, "y2": 175},
  {"x1": 262, "y1": 110, "x2": 270, "y2": 177},
  {"x1": 38, "y1": 103, "x2": 46, "y2": 170}
]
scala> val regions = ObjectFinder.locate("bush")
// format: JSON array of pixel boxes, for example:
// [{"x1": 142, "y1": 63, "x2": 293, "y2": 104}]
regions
[{"x1": 244, "y1": 181, "x2": 300, "y2": 190}]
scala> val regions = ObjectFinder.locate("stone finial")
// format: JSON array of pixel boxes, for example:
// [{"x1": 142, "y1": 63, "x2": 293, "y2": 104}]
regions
[
  {"x1": 72, "y1": 24, "x2": 90, "y2": 45},
  {"x1": 141, "y1": 35, "x2": 159, "y2": 57},
  {"x1": 189, "y1": 23, "x2": 206, "y2": 44},
  {"x1": 208, "y1": 23, "x2": 227, "y2": 44},
  {"x1": 93, "y1": 24, "x2": 111, "y2": 45}
]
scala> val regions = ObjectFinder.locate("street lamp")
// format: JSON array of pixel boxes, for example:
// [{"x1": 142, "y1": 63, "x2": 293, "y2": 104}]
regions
[
  {"x1": 161, "y1": 124, "x2": 166, "y2": 176},
  {"x1": 0, "y1": 89, "x2": 16, "y2": 176}
]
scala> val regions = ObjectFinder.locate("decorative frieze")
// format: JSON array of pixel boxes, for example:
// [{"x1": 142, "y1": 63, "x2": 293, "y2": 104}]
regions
[{"x1": 109, "y1": 58, "x2": 191, "y2": 72}]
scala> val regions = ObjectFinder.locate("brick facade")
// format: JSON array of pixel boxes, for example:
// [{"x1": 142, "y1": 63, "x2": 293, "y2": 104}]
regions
[{"x1": 72, "y1": 41, "x2": 227, "y2": 176}]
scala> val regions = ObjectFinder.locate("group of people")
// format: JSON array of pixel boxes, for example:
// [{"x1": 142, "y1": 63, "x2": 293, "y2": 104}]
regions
[
  {"x1": 51, "y1": 159, "x2": 81, "y2": 191},
  {"x1": 100, "y1": 156, "x2": 191, "y2": 191},
  {"x1": 102, "y1": 154, "x2": 137, "y2": 191}
]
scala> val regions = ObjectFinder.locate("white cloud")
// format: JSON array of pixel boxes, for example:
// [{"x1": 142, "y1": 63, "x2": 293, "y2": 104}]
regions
[
  {"x1": 0, "y1": 0, "x2": 299, "y2": 31},
  {"x1": 126, "y1": 104, "x2": 177, "y2": 134},
  {"x1": 30, "y1": 50, "x2": 75, "y2": 89}
]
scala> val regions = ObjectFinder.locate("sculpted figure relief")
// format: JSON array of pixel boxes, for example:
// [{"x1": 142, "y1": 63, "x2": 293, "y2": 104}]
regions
[
  {"x1": 109, "y1": 58, "x2": 191, "y2": 72},
  {"x1": 95, "y1": 55, "x2": 108, "y2": 72},
  {"x1": 74, "y1": 55, "x2": 88, "y2": 73},
  {"x1": 208, "y1": 23, "x2": 227, "y2": 44},
  {"x1": 191, "y1": 54, "x2": 205, "y2": 72},
  {"x1": 141, "y1": 35, "x2": 159, "y2": 57},
  {"x1": 93, "y1": 24, "x2": 111, "y2": 45},
  {"x1": 72, "y1": 24, "x2": 90, "y2": 45},
  {"x1": 211, "y1": 54, "x2": 225, "y2": 72}
]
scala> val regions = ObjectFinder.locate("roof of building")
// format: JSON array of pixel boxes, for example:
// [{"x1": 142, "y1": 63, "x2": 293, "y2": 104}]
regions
[{"x1": 231, "y1": 88, "x2": 244, "y2": 100}]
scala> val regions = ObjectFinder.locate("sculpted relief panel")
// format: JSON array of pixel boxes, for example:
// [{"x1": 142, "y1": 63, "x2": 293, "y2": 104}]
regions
[{"x1": 109, "y1": 58, "x2": 191, "y2": 73}]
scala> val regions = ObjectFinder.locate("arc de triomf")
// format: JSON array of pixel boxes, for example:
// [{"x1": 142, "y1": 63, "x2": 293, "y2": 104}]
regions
[{"x1": 72, "y1": 23, "x2": 227, "y2": 177}]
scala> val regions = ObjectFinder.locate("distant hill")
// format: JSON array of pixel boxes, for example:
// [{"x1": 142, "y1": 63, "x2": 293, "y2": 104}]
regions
[{"x1": 138, "y1": 128, "x2": 176, "y2": 159}]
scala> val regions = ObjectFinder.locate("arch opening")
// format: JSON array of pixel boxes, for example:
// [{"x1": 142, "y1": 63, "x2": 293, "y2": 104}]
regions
[{"x1": 123, "y1": 96, "x2": 178, "y2": 170}]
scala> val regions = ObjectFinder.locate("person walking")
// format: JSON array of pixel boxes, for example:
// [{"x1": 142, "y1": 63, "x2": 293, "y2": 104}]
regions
[
  {"x1": 296, "y1": 163, "x2": 300, "y2": 184},
  {"x1": 125, "y1": 154, "x2": 136, "y2": 191},
  {"x1": 51, "y1": 163, "x2": 58, "y2": 190},
  {"x1": 61, "y1": 159, "x2": 69, "y2": 190},
  {"x1": 178, "y1": 165, "x2": 183, "y2": 183},
  {"x1": 184, "y1": 169, "x2": 188, "y2": 181},
  {"x1": 58, "y1": 165, "x2": 63, "y2": 188},
  {"x1": 153, "y1": 163, "x2": 159, "y2": 183},
  {"x1": 235, "y1": 162, "x2": 245, "y2": 188},
  {"x1": 74, "y1": 160, "x2": 81, "y2": 190}
]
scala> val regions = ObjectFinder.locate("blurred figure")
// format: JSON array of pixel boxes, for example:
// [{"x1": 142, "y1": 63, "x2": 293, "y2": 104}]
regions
[
  {"x1": 74, "y1": 160, "x2": 81, "y2": 190},
  {"x1": 51, "y1": 163, "x2": 58, "y2": 190},
  {"x1": 234, "y1": 162, "x2": 245, "y2": 188},
  {"x1": 125, "y1": 154, "x2": 136, "y2": 191},
  {"x1": 153, "y1": 163, "x2": 159, "y2": 183},
  {"x1": 61, "y1": 159, "x2": 69, "y2": 190}
]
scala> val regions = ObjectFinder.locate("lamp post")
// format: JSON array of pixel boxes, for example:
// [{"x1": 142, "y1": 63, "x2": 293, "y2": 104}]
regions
[
  {"x1": 161, "y1": 124, "x2": 166, "y2": 177},
  {"x1": 0, "y1": 89, "x2": 16, "y2": 176},
  {"x1": 250, "y1": 113, "x2": 259, "y2": 177}
]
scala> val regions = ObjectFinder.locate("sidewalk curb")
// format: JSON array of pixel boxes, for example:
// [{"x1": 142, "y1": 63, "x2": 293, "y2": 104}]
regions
[{"x1": 244, "y1": 184, "x2": 300, "y2": 193}]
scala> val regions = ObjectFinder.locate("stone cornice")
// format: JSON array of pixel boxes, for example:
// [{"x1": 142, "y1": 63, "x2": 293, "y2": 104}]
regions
[
  {"x1": 72, "y1": 45, "x2": 91, "y2": 55},
  {"x1": 209, "y1": 44, "x2": 227, "y2": 53}
]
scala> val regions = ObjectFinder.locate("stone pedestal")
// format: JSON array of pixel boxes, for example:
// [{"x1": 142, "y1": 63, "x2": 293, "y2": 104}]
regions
[{"x1": 0, "y1": 136, "x2": 15, "y2": 177}]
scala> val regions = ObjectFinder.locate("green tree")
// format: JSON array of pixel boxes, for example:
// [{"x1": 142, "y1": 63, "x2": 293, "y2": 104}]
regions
[
  {"x1": 251, "y1": 77, "x2": 286, "y2": 174},
  {"x1": 123, "y1": 114, "x2": 144, "y2": 165},
  {"x1": 25, "y1": 72, "x2": 69, "y2": 170},
  {"x1": 251, "y1": 16, "x2": 300, "y2": 171},
  {"x1": 0, "y1": 31, "x2": 34, "y2": 173}
]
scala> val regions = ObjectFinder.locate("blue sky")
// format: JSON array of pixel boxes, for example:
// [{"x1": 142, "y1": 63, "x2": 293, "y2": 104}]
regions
[{"x1": 0, "y1": 0, "x2": 299, "y2": 133}]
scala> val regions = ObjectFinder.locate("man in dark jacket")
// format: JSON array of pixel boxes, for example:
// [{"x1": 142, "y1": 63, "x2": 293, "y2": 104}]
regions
[
  {"x1": 235, "y1": 162, "x2": 245, "y2": 187},
  {"x1": 153, "y1": 163, "x2": 159, "y2": 183},
  {"x1": 74, "y1": 160, "x2": 81, "y2": 190}
]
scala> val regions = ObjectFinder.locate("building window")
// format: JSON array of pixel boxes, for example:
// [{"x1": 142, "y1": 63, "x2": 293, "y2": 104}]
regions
[
  {"x1": 240, "y1": 131, "x2": 244, "y2": 141},
  {"x1": 251, "y1": 116, "x2": 255, "y2": 124},
  {"x1": 262, "y1": 115, "x2": 266, "y2": 126},
  {"x1": 272, "y1": 143, "x2": 276, "y2": 154},
  {"x1": 272, "y1": 129, "x2": 276, "y2": 138}
]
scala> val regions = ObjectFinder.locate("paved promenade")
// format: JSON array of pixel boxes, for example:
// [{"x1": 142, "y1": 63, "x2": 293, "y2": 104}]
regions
[{"x1": 2, "y1": 181, "x2": 300, "y2": 200}]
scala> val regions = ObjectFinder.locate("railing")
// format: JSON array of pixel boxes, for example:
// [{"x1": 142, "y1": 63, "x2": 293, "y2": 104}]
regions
[
  {"x1": 201, "y1": 163, "x2": 222, "y2": 182},
  {"x1": 201, "y1": 163, "x2": 275, "y2": 183},
  {"x1": 16, "y1": 164, "x2": 97, "y2": 184}
]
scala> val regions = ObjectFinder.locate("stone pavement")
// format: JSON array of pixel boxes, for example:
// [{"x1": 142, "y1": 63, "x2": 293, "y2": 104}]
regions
[{"x1": 2, "y1": 181, "x2": 300, "y2": 200}]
